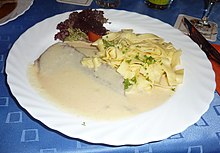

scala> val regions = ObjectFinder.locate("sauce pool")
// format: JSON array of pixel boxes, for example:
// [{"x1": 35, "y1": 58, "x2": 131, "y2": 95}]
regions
[{"x1": 28, "y1": 43, "x2": 173, "y2": 121}]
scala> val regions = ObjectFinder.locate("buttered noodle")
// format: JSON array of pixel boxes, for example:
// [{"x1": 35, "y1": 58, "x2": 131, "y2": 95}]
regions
[{"x1": 82, "y1": 29, "x2": 184, "y2": 94}]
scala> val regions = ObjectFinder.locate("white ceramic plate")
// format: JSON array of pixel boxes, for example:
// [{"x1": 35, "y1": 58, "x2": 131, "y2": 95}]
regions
[
  {"x1": 6, "y1": 10, "x2": 216, "y2": 145},
  {"x1": 0, "y1": 0, "x2": 33, "y2": 26}
]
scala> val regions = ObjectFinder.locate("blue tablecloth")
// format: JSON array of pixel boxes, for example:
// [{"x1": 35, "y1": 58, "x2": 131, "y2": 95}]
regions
[{"x1": 1, "y1": 0, "x2": 220, "y2": 152}]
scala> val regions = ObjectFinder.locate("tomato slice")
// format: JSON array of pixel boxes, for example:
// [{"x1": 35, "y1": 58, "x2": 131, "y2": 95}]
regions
[{"x1": 88, "y1": 31, "x2": 101, "y2": 42}]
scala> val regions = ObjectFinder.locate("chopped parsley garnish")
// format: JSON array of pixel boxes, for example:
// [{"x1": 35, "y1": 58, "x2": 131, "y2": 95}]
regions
[
  {"x1": 135, "y1": 54, "x2": 140, "y2": 60},
  {"x1": 123, "y1": 78, "x2": 132, "y2": 90},
  {"x1": 123, "y1": 77, "x2": 137, "y2": 90},
  {"x1": 131, "y1": 76, "x2": 137, "y2": 84},
  {"x1": 125, "y1": 59, "x2": 132, "y2": 64},
  {"x1": 171, "y1": 88, "x2": 176, "y2": 91},
  {"x1": 102, "y1": 39, "x2": 115, "y2": 48},
  {"x1": 143, "y1": 55, "x2": 156, "y2": 65}
]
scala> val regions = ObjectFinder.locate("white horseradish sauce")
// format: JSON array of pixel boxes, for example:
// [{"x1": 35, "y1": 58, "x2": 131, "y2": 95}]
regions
[{"x1": 28, "y1": 42, "x2": 173, "y2": 121}]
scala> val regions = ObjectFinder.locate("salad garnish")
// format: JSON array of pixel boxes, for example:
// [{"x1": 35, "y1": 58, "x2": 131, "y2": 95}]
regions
[{"x1": 55, "y1": 9, "x2": 108, "y2": 42}]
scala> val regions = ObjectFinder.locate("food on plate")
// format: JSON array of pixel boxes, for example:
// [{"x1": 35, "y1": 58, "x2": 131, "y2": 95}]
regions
[
  {"x1": 28, "y1": 10, "x2": 184, "y2": 120},
  {"x1": 28, "y1": 42, "x2": 176, "y2": 120},
  {"x1": 54, "y1": 9, "x2": 108, "y2": 42}
]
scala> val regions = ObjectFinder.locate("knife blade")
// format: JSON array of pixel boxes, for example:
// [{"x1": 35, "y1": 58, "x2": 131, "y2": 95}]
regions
[{"x1": 183, "y1": 17, "x2": 220, "y2": 64}]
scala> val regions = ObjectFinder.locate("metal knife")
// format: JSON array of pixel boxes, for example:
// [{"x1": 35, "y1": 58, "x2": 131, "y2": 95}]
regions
[{"x1": 183, "y1": 17, "x2": 220, "y2": 64}]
